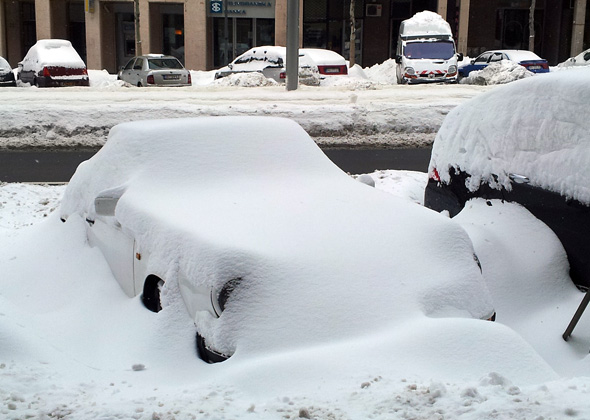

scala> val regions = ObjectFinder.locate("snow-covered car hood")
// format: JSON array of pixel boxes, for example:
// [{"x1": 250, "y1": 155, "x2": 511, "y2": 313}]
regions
[
  {"x1": 429, "y1": 68, "x2": 590, "y2": 204},
  {"x1": 61, "y1": 116, "x2": 493, "y2": 356}
]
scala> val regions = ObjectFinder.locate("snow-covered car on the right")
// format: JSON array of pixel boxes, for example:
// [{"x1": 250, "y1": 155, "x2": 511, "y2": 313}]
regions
[
  {"x1": 459, "y1": 50, "x2": 549, "y2": 78},
  {"x1": 559, "y1": 48, "x2": 590, "y2": 67},
  {"x1": 425, "y1": 68, "x2": 590, "y2": 290}
]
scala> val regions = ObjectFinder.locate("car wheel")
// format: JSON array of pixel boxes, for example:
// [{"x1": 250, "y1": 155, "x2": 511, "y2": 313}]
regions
[
  {"x1": 196, "y1": 332, "x2": 229, "y2": 363},
  {"x1": 137, "y1": 81, "x2": 142, "y2": 87},
  {"x1": 142, "y1": 275, "x2": 164, "y2": 312}
]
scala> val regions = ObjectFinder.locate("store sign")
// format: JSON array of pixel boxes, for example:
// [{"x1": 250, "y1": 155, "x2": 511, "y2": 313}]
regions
[{"x1": 207, "y1": 0, "x2": 275, "y2": 19}]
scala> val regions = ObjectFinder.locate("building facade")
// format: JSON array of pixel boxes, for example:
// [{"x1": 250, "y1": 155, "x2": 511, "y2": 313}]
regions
[{"x1": 0, "y1": 0, "x2": 588, "y2": 73}]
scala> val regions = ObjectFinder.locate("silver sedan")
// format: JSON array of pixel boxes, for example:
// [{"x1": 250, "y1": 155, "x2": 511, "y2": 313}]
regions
[{"x1": 117, "y1": 54, "x2": 191, "y2": 87}]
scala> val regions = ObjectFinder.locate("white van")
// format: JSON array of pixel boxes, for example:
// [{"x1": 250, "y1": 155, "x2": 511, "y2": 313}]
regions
[{"x1": 395, "y1": 11, "x2": 462, "y2": 84}]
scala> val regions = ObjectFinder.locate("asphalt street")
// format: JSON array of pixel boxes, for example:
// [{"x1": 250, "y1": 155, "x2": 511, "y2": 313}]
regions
[{"x1": 0, "y1": 147, "x2": 433, "y2": 183}]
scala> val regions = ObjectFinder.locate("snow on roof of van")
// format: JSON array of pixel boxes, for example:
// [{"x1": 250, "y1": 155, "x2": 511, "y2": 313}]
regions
[{"x1": 400, "y1": 11, "x2": 452, "y2": 37}]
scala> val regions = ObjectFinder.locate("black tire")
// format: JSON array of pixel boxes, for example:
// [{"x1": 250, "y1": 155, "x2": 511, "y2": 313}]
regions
[
  {"x1": 196, "y1": 332, "x2": 230, "y2": 363},
  {"x1": 142, "y1": 276, "x2": 164, "y2": 312},
  {"x1": 137, "y1": 81, "x2": 142, "y2": 87}
]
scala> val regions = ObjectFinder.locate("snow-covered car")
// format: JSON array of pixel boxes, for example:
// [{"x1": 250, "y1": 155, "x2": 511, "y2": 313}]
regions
[
  {"x1": 17, "y1": 39, "x2": 89, "y2": 87},
  {"x1": 117, "y1": 54, "x2": 191, "y2": 87},
  {"x1": 424, "y1": 68, "x2": 590, "y2": 290},
  {"x1": 300, "y1": 48, "x2": 348, "y2": 76},
  {"x1": 459, "y1": 50, "x2": 549, "y2": 78},
  {"x1": 59, "y1": 116, "x2": 494, "y2": 363},
  {"x1": 559, "y1": 48, "x2": 590, "y2": 67},
  {"x1": 0, "y1": 56, "x2": 16, "y2": 86},
  {"x1": 214, "y1": 46, "x2": 320, "y2": 85}
]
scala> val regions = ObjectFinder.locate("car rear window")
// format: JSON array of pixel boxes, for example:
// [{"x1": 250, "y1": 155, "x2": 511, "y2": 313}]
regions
[{"x1": 148, "y1": 58, "x2": 183, "y2": 70}]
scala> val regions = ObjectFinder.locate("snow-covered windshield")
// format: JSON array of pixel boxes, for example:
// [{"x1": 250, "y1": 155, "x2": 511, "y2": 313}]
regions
[{"x1": 404, "y1": 41, "x2": 455, "y2": 60}]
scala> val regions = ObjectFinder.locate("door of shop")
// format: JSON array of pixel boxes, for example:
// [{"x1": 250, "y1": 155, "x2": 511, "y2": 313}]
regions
[{"x1": 213, "y1": 17, "x2": 274, "y2": 67}]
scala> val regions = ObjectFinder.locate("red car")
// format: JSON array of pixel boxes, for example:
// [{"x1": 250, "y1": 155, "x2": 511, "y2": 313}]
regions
[{"x1": 18, "y1": 39, "x2": 89, "y2": 87}]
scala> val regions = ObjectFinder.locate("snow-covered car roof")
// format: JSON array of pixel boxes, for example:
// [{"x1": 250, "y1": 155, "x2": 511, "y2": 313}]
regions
[
  {"x1": 218, "y1": 46, "x2": 317, "y2": 73},
  {"x1": 559, "y1": 48, "x2": 590, "y2": 67},
  {"x1": 0, "y1": 56, "x2": 11, "y2": 72},
  {"x1": 429, "y1": 68, "x2": 590, "y2": 204},
  {"x1": 20, "y1": 39, "x2": 86, "y2": 70},
  {"x1": 300, "y1": 48, "x2": 346, "y2": 66},
  {"x1": 61, "y1": 116, "x2": 493, "y2": 356},
  {"x1": 490, "y1": 50, "x2": 545, "y2": 62}
]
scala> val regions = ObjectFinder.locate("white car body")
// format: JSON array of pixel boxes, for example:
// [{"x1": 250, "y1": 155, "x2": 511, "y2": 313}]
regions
[
  {"x1": 60, "y1": 116, "x2": 494, "y2": 362},
  {"x1": 214, "y1": 46, "x2": 321, "y2": 84},
  {"x1": 117, "y1": 54, "x2": 191, "y2": 87},
  {"x1": 395, "y1": 11, "x2": 461, "y2": 84}
]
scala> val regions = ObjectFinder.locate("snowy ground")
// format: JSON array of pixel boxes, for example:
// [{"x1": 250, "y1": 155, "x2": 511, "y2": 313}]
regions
[
  {"x1": 2, "y1": 64, "x2": 590, "y2": 419},
  {"x1": 1, "y1": 171, "x2": 590, "y2": 419},
  {"x1": 0, "y1": 66, "x2": 492, "y2": 150}
]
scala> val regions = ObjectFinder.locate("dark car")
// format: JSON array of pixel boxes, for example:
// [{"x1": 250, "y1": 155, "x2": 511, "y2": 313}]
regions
[
  {"x1": 424, "y1": 68, "x2": 590, "y2": 290},
  {"x1": 459, "y1": 50, "x2": 549, "y2": 78},
  {"x1": 0, "y1": 56, "x2": 16, "y2": 86},
  {"x1": 18, "y1": 39, "x2": 89, "y2": 87}
]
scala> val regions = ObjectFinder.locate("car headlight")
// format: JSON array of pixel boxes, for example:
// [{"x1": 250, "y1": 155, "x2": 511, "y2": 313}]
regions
[
  {"x1": 211, "y1": 277, "x2": 241, "y2": 317},
  {"x1": 405, "y1": 67, "x2": 415, "y2": 75},
  {"x1": 448, "y1": 65, "x2": 457, "y2": 74}
]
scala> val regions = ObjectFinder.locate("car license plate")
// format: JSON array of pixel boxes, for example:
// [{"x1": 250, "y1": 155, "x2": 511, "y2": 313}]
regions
[
  {"x1": 528, "y1": 65, "x2": 541, "y2": 70},
  {"x1": 325, "y1": 67, "x2": 340, "y2": 74},
  {"x1": 163, "y1": 74, "x2": 180, "y2": 80}
]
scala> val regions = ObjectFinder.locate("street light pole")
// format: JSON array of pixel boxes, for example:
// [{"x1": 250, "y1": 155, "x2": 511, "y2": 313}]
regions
[
  {"x1": 286, "y1": 0, "x2": 299, "y2": 91},
  {"x1": 134, "y1": 0, "x2": 142, "y2": 56}
]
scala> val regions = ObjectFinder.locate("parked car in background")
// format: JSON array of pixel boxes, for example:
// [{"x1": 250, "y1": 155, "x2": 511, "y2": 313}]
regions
[
  {"x1": 300, "y1": 48, "x2": 348, "y2": 76},
  {"x1": 18, "y1": 39, "x2": 89, "y2": 87},
  {"x1": 559, "y1": 48, "x2": 590, "y2": 67},
  {"x1": 459, "y1": 50, "x2": 549, "y2": 78},
  {"x1": 0, "y1": 56, "x2": 16, "y2": 86},
  {"x1": 60, "y1": 116, "x2": 494, "y2": 364},
  {"x1": 214, "y1": 46, "x2": 320, "y2": 85},
  {"x1": 117, "y1": 54, "x2": 191, "y2": 87},
  {"x1": 424, "y1": 69, "x2": 590, "y2": 290}
]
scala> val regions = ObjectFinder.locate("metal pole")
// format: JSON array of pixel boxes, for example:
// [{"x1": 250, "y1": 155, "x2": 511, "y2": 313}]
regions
[
  {"x1": 134, "y1": 0, "x2": 142, "y2": 56},
  {"x1": 563, "y1": 291, "x2": 590, "y2": 341},
  {"x1": 286, "y1": 0, "x2": 299, "y2": 91},
  {"x1": 224, "y1": 0, "x2": 230, "y2": 64}
]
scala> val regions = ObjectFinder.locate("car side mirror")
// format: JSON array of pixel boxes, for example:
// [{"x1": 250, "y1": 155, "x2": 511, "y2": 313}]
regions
[
  {"x1": 470, "y1": 59, "x2": 475, "y2": 65},
  {"x1": 457, "y1": 53, "x2": 464, "y2": 61},
  {"x1": 94, "y1": 187, "x2": 127, "y2": 216},
  {"x1": 395, "y1": 55, "x2": 402, "y2": 64},
  {"x1": 228, "y1": 63, "x2": 233, "y2": 70}
]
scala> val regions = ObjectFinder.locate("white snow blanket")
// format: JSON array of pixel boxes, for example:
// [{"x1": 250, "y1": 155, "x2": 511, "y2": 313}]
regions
[{"x1": 430, "y1": 67, "x2": 590, "y2": 204}]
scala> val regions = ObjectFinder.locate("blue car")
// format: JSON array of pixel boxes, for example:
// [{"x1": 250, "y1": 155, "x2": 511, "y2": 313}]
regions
[{"x1": 459, "y1": 49, "x2": 549, "y2": 78}]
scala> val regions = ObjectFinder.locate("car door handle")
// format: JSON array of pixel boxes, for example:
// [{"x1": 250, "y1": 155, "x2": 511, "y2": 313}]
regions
[{"x1": 509, "y1": 173, "x2": 530, "y2": 184}]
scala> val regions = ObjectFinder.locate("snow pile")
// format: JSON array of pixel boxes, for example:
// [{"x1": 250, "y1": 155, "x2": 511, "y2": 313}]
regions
[
  {"x1": 213, "y1": 71, "x2": 279, "y2": 87},
  {"x1": 430, "y1": 67, "x2": 590, "y2": 203},
  {"x1": 460, "y1": 60, "x2": 533, "y2": 85},
  {"x1": 88, "y1": 69, "x2": 127, "y2": 89},
  {"x1": 60, "y1": 116, "x2": 494, "y2": 358},
  {"x1": 2, "y1": 173, "x2": 590, "y2": 419},
  {"x1": 400, "y1": 11, "x2": 452, "y2": 37},
  {"x1": 363, "y1": 58, "x2": 398, "y2": 84},
  {"x1": 21, "y1": 39, "x2": 86, "y2": 70}
]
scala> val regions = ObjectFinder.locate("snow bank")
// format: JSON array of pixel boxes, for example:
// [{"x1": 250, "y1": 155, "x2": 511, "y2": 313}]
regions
[
  {"x1": 430, "y1": 67, "x2": 590, "y2": 204},
  {"x1": 460, "y1": 60, "x2": 533, "y2": 85},
  {"x1": 4, "y1": 177, "x2": 590, "y2": 419},
  {"x1": 213, "y1": 71, "x2": 279, "y2": 87}
]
